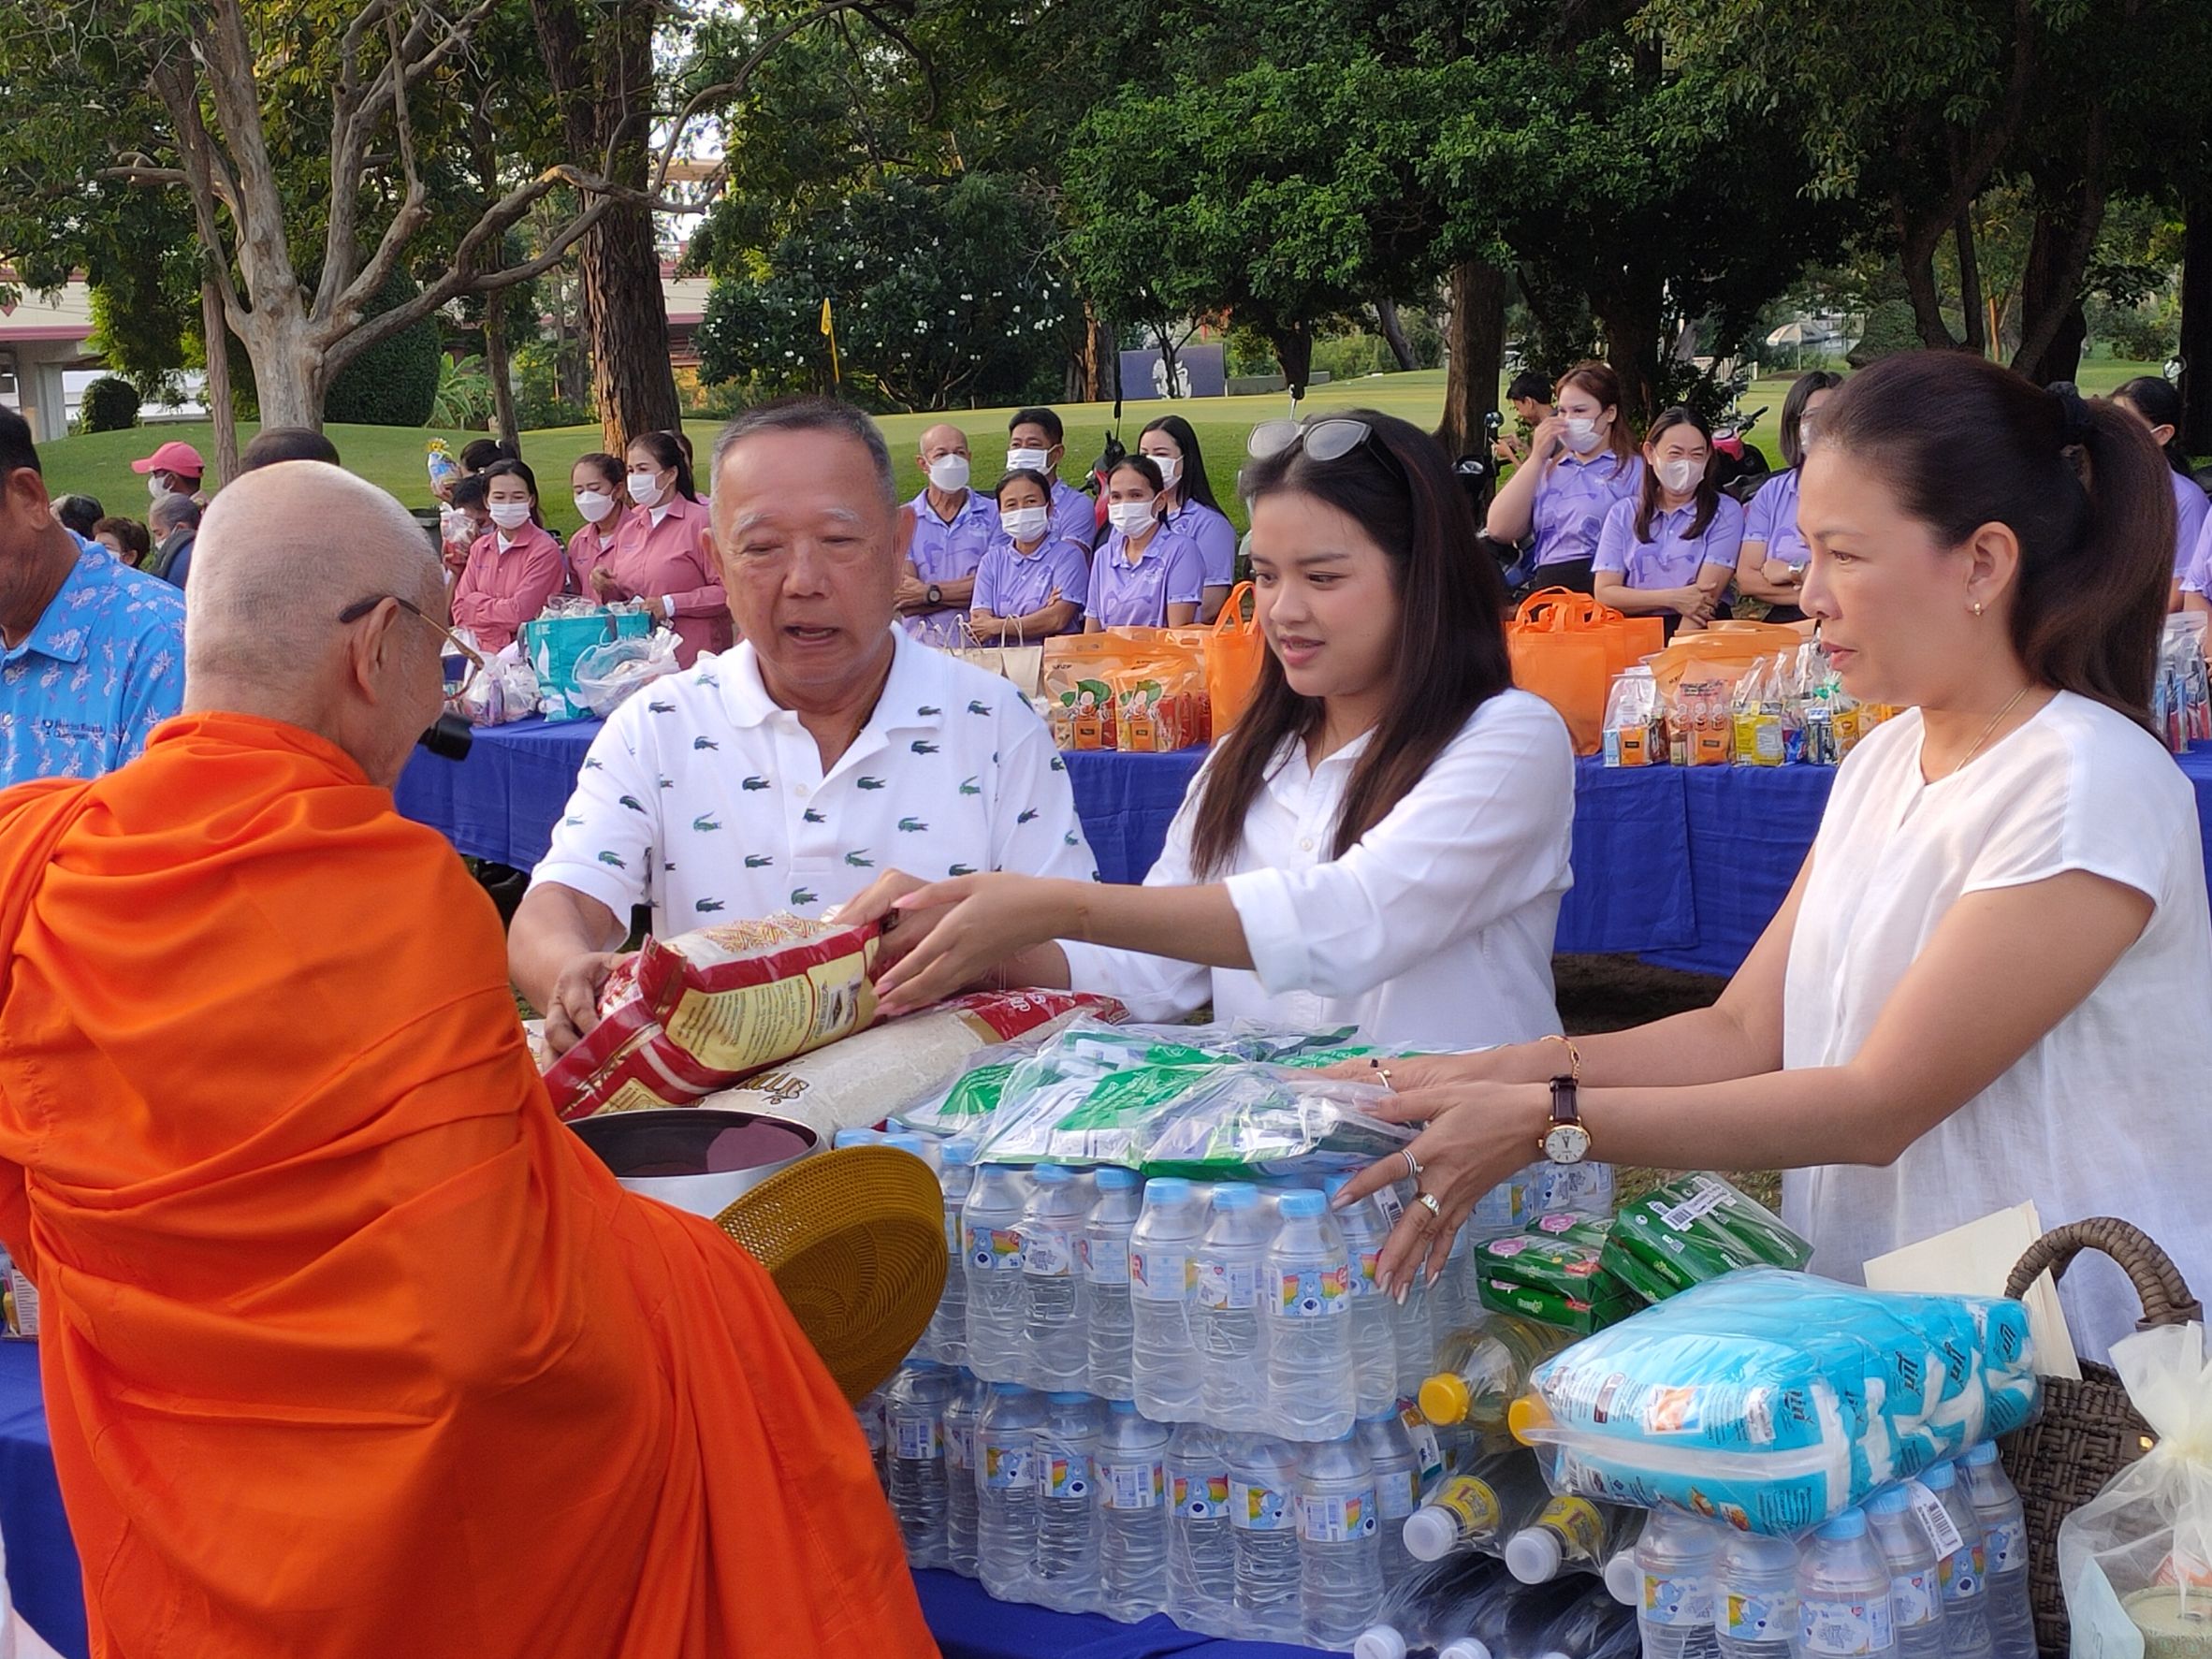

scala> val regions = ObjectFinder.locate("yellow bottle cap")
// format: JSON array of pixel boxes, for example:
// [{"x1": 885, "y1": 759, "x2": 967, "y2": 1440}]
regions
[
  {"x1": 1419, "y1": 1372, "x2": 1471, "y2": 1425},
  {"x1": 1507, "y1": 1394, "x2": 1550, "y2": 1445}
]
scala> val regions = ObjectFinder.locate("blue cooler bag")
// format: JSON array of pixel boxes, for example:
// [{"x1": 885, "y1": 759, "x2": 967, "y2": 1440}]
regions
[{"x1": 524, "y1": 608, "x2": 654, "y2": 721}]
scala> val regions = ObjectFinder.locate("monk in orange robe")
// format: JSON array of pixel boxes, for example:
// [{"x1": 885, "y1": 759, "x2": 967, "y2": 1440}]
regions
[{"x1": 0, "y1": 460, "x2": 936, "y2": 1659}]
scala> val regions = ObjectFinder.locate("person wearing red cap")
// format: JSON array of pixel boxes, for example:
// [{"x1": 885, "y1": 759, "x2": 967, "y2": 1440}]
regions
[{"x1": 132, "y1": 439, "x2": 208, "y2": 507}]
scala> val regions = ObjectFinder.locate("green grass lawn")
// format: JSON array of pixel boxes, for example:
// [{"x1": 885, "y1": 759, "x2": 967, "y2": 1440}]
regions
[{"x1": 36, "y1": 357, "x2": 2171, "y2": 542}]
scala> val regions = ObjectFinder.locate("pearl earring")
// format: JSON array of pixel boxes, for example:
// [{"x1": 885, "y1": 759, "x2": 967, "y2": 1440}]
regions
[{"x1": 1972, "y1": 602, "x2": 1985, "y2": 618}]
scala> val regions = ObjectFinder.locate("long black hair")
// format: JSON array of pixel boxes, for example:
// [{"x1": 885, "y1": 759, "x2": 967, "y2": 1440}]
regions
[
  {"x1": 628, "y1": 429, "x2": 699, "y2": 503},
  {"x1": 1820, "y1": 353, "x2": 2172, "y2": 723},
  {"x1": 480, "y1": 457, "x2": 545, "y2": 529},
  {"x1": 1634, "y1": 406, "x2": 1719, "y2": 543},
  {"x1": 1139, "y1": 414, "x2": 1226, "y2": 517},
  {"x1": 2113, "y1": 375, "x2": 2193, "y2": 478},
  {"x1": 1187, "y1": 409, "x2": 1513, "y2": 877},
  {"x1": 1780, "y1": 370, "x2": 1844, "y2": 470}
]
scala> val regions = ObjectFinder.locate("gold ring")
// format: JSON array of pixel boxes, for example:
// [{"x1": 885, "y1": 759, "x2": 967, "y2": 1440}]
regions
[
  {"x1": 1414, "y1": 1191, "x2": 1443, "y2": 1226},
  {"x1": 1377, "y1": 1066, "x2": 1395, "y2": 1091}
]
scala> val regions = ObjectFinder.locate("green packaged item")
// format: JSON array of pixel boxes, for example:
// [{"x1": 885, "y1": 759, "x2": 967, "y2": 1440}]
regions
[
  {"x1": 1600, "y1": 1171, "x2": 1813, "y2": 1304},
  {"x1": 1473, "y1": 1213, "x2": 1637, "y2": 1333},
  {"x1": 1476, "y1": 1275, "x2": 1637, "y2": 1335}
]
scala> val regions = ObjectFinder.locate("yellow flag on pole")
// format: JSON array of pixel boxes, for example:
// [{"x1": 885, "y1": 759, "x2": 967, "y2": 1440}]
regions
[{"x1": 820, "y1": 298, "x2": 840, "y2": 386}]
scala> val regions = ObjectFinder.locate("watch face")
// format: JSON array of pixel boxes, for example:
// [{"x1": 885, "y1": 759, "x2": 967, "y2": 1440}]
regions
[{"x1": 1542, "y1": 1124, "x2": 1591, "y2": 1165}]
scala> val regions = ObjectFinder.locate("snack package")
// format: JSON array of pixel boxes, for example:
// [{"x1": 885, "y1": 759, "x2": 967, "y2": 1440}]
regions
[
  {"x1": 1732, "y1": 656, "x2": 1783, "y2": 766},
  {"x1": 0, "y1": 1248, "x2": 35, "y2": 1340},
  {"x1": 544, "y1": 914, "x2": 880, "y2": 1118},
  {"x1": 1602, "y1": 666, "x2": 1662, "y2": 767},
  {"x1": 699, "y1": 990, "x2": 1124, "y2": 1136},
  {"x1": 426, "y1": 439, "x2": 459, "y2": 493},
  {"x1": 1601, "y1": 1172, "x2": 1814, "y2": 1304},
  {"x1": 1043, "y1": 634, "x2": 1136, "y2": 749},
  {"x1": 1115, "y1": 651, "x2": 1209, "y2": 752},
  {"x1": 1514, "y1": 1270, "x2": 2041, "y2": 1535},
  {"x1": 1474, "y1": 1213, "x2": 1638, "y2": 1334}
]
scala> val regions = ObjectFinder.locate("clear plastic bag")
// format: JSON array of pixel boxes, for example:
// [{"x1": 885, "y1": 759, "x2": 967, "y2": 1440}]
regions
[
  {"x1": 572, "y1": 631, "x2": 680, "y2": 718},
  {"x1": 1602, "y1": 666, "x2": 1661, "y2": 767},
  {"x1": 2057, "y1": 1322, "x2": 2212, "y2": 1652},
  {"x1": 457, "y1": 645, "x2": 541, "y2": 727}
]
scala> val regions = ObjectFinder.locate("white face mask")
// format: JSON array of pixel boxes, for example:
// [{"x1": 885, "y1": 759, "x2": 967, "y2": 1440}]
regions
[
  {"x1": 1108, "y1": 501, "x2": 1157, "y2": 539},
  {"x1": 927, "y1": 455, "x2": 972, "y2": 493},
  {"x1": 628, "y1": 470, "x2": 664, "y2": 508},
  {"x1": 1657, "y1": 458, "x2": 1704, "y2": 495},
  {"x1": 1564, "y1": 418, "x2": 1605, "y2": 455},
  {"x1": 148, "y1": 473, "x2": 169, "y2": 501},
  {"x1": 1007, "y1": 447, "x2": 1051, "y2": 474},
  {"x1": 1142, "y1": 453, "x2": 1182, "y2": 489},
  {"x1": 574, "y1": 489, "x2": 618, "y2": 524},
  {"x1": 488, "y1": 501, "x2": 533, "y2": 531},
  {"x1": 1001, "y1": 505, "x2": 1051, "y2": 543}
]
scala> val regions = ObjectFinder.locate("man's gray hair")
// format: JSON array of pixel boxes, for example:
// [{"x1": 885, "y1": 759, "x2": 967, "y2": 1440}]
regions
[
  {"x1": 151, "y1": 493, "x2": 201, "y2": 534},
  {"x1": 711, "y1": 397, "x2": 896, "y2": 507}
]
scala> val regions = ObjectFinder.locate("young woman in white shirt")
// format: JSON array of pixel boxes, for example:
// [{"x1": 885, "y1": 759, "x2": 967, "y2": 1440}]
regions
[
  {"x1": 1331, "y1": 352, "x2": 2209, "y2": 1361},
  {"x1": 850, "y1": 408, "x2": 1576, "y2": 1054}
]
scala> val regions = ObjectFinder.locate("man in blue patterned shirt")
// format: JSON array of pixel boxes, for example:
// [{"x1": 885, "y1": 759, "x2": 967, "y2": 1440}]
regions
[{"x1": 0, "y1": 408, "x2": 185, "y2": 787}]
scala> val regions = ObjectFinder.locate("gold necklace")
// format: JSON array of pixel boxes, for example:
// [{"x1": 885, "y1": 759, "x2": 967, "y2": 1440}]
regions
[{"x1": 1947, "y1": 685, "x2": 2033, "y2": 778}]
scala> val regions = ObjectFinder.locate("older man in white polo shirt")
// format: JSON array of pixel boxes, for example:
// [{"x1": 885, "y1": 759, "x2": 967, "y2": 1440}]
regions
[{"x1": 511, "y1": 397, "x2": 1097, "y2": 1053}]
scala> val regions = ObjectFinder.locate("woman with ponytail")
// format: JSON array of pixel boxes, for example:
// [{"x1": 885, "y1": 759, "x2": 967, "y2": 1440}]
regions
[
  {"x1": 1332, "y1": 352, "x2": 2208, "y2": 1363},
  {"x1": 1484, "y1": 361, "x2": 1644, "y2": 594},
  {"x1": 2112, "y1": 375, "x2": 2207, "y2": 608}
]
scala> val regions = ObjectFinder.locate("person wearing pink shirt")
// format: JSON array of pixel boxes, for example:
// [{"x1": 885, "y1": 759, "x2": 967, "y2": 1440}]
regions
[
  {"x1": 563, "y1": 451, "x2": 625, "y2": 594},
  {"x1": 589, "y1": 430, "x2": 733, "y2": 666},
  {"x1": 451, "y1": 458, "x2": 566, "y2": 653}
]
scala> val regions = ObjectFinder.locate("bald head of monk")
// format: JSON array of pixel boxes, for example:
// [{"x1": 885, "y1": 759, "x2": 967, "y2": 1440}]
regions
[{"x1": 183, "y1": 461, "x2": 449, "y2": 789}]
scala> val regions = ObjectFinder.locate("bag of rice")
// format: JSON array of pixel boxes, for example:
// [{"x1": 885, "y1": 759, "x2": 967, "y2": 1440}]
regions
[
  {"x1": 697, "y1": 990, "x2": 1126, "y2": 1138},
  {"x1": 544, "y1": 914, "x2": 880, "y2": 1119}
]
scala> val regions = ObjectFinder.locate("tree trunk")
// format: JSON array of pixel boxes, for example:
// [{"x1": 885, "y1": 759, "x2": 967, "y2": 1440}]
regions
[
  {"x1": 1270, "y1": 322, "x2": 1315, "y2": 405},
  {"x1": 1437, "y1": 256, "x2": 1507, "y2": 458},
  {"x1": 1893, "y1": 195, "x2": 1963, "y2": 351},
  {"x1": 2180, "y1": 193, "x2": 2212, "y2": 455},
  {"x1": 1375, "y1": 298, "x2": 1418, "y2": 371},
  {"x1": 200, "y1": 268, "x2": 239, "y2": 482},
  {"x1": 485, "y1": 286, "x2": 519, "y2": 450},
  {"x1": 1594, "y1": 275, "x2": 1666, "y2": 426},
  {"x1": 2012, "y1": 126, "x2": 2112, "y2": 386},
  {"x1": 1956, "y1": 209, "x2": 1987, "y2": 357}
]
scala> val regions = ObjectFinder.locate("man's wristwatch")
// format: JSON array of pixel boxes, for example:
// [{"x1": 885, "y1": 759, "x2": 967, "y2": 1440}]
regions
[
  {"x1": 926, "y1": 583, "x2": 943, "y2": 607},
  {"x1": 1540, "y1": 1075, "x2": 1592, "y2": 1165}
]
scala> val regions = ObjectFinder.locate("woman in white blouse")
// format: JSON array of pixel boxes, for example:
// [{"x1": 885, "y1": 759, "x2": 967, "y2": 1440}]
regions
[
  {"x1": 850, "y1": 408, "x2": 1576, "y2": 1055},
  {"x1": 1332, "y1": 353, "x2": 2210, "y2": 1362}
]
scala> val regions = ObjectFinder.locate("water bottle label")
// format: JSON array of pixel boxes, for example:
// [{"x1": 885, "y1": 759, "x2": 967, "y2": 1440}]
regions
[
  {"x1": 1081, "y1": 1236, "x2": 1131, "y2": 1286},
  {"x1": 1378, "y1": 1467, "x2": 1419, "y2": 1521},
  {"x1": 1399, "y1": 1405, "x2": 1445, "y2": 1484},
  {"x1": 1298, "y1": 1490, "x2": 1377, "y2": 1543},
  {"x1": 1535, "y1": 1495, "x2": 1607, "y2": 1564},
  {"x1": 982, "y1": 1444, "x2": 1031, "y2": 1491},
  {"x1": 1432, "y1": 1476, "x2": 1502, "y2": 1544},
  {"x1": 1986, "y1": 1521, "x2": 2023, "y2": 1575},
  {"x1": 1373, "y1": 1186, "x2": 1405, "y2": 1229},
  {"x1": 1906, "y1": 1483, "x2": 1965, "y2": 1560},
  {"x1": 1890, "y1": 1571, "x2": 1938, "y2": 1627},
  {"x1": 1355, "y1": 1247, "x2": 1382, "y2": 1295},
  {"x1": 1643, "y1": 1573, "x2": 1715, "y2": 1626},
  {"x1": 894, "y1": 1414, "x2": 943, "y2": 1461},
  {"x1": 1724, "y1": 1589, "x2": 1796, "y2": 1644},
  {"x1": 1798, "y1": 1594, "x2": 1894, "y2": 1656},
  {"x1": 1129, "y1": 1247, "x2": 1194, "y2": 1302},
  {"x1": 964, "y1": 1221, "x2": 1025, "y2": 1273},
  {"x1": 1173, "y1": 1471, "x2": 1230, "y2": 1520},
  {"x1": 1273, "y1": 1263, "x2": 1352, "y2": 1317},
  {"x1": 1231, "y1": 1479, "x2": 1292, "y2": 1532},
  {"x1": 945, "y1": 1420, "x2": 975, "y2": 1473},
  {"x1": 1040, "y1": 1445, "x2": 1094, "y2": 1500},
  {"x1": 944, "y1": 1210, "x2": 961, "y2": 1253},
  {"x1": 1102, "y1": 1456, "x2": 1165, "y2": 1510},
  {"x1": 1937, "y1": 1543, "x2": 1986, "y2": 1602},
  {"x1": 1023, "y1": 1226, "x2": 1076, "y2": 1278},
  {"x1": 1195, "y1": 1259, "x2": 1258, "y2": 1311}
]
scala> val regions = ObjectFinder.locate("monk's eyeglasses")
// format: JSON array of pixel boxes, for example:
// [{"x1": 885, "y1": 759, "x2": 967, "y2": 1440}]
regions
[{"x1": 337, "y1": 594, "x2": 486, "y2": 700}]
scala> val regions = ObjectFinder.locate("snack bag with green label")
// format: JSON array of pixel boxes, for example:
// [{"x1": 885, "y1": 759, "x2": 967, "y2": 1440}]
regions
[
  {"x1": 1473, "y1": 1213, "x2": 1638, "y2": 1333},
  {"x1": 1601, "y1": 1171, "x2": 1814, "y2": 1304}
]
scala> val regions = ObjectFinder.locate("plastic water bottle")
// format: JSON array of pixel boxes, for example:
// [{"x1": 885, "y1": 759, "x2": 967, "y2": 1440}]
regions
[
  {"x1": 1427, "y1": 1223, "x2": 1477, "y2": 1346},
  {"x1": 926, "y1": 1142, "x2": 975, "y2": 1366},
  {"x1": 1403, "y1": 1452, "x2": 1549, "y2": 1563},
  {"x1": 942, "y1": 1370, "x2": 985, "y2": 1577},
  {"x1": 1197, "y1": 1185, "x2": 1272, "y2": 1424},
  {"x1": 1084, "y1": 1168, "x2": 1142, "y2": 1401},
  {"x1": 1228, "y1": 1433, "x2": 1305, "y2": 1641},
  {"x1": 976, "y1": 1382, "x2": 1043, "y2": 1602},
  {"x1": 1607, "y1": 1518, "x2": 1648, "y2": 1606},
  {"x1": 1167, "y1": 1422, "x2": 1236, "y2": 1636},
  {"x1": 1327, "y1": 1175, "x2": 1404, "y2": 1419},
  {"x1": 1714, "y1": 1531, "x2": 1799, "y2": 1659},
  {"x1": 964, "y1": 1165, "x2": 1030, "y2": 1383},
  {"x1": 1918, "y1": 1463, "x2": 1995, "y2": 1659},
  {"x1": 1636, "y1": 1508, "x2": 1723, "y2": 1659},
  {"x1": 1867, "y1": 1487, "x2": 1949, "y2": 1659},
  {"x1": 1033, "y1": 1390, "x2": 1103, "y2": 1613},
  {"x1": 1098, "y1": 1398, "x2": 1169, "y2": 1621},
  {"x1": 1458, "y1": 1570, "x2": 1591, "y2": 1659},
  {"x1": 1267, "y1": 1188, "x2": 1359, "y2": 1441},
  {"x1": 1509, "y1": 1494, "x2": 1640, "y2": 1586},
  {"x1": 856, "y1": 1385, "x2": 889, "y2": 1491},
  {"x1": 886, "y1": 1359, "x2": 955, "y2": 1570},
  {"x1": 1302, "y1": 1430, "x2": 1385, "y2": 1648},
  {"x1": 1960, "y1": 1445, "x2": 2035, "y2": 1659},
  {"x1": 1020, "y1": 1166, "x2": 1091, "y2": 1391},
  {"x1": 1131, "y1": 1177, "x2": 1206, "y2": 1421},
  {"x1": 1420, "y1": 1317, "x2": 1568, "y2": 1442},
  {"x1": 1395, "y1": 1272, "x2": 1438, "y2": 1403},
  {"x1": 1358, "y1": 1407, "x2": 1425, "y2": 1593},
  {"x1": 1795, "y1": 1509, "x2": 1897, "y2": 1659},
  {"x1": 1541, "y1": 1583, "x2": 1639, "y2": 1659},
  {"x1": 833, "y1": 1127, "x2": 885, "y2": 1149}
]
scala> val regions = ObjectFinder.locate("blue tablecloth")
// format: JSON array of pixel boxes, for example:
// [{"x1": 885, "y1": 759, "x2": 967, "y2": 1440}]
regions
[
  {"x1": 0, "y1": 1344, "x2": 82, "y2": 1659},
  {"x1": 915, "y1": 1569, "x2": 1323, "y2": 1659}
]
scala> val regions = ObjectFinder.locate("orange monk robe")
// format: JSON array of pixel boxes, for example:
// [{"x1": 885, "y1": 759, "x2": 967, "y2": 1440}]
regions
[{"x1": 0, "y1": 712, "x2": 937, "y2": 1659}]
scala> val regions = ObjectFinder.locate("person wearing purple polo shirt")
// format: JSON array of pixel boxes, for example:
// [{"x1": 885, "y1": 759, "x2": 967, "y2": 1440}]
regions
[
  {"x1": 897, "y1": 423, "x2": 999, "y2": 647},
  {"x1": 1085, "y1": 455, "x2": 1204, "y2": 631},
  {"x1": 1138, "y1": 415, "x2": 1239, "y2": 620},
  {"x1": 2111, "y1": 375, "x2": 2209, "y2": 610},
  {"x1": 972, "y1": 470, "x2": 1089, "y2": 640},
  {"x1": 1594, "y1": 407, "x2": 1745, "y2": 639},
  {"x1": 1738, "y1": 370, "x2": 1844, "y2": 624},
  {"x1": 1006, "y1": 407, "x2": 1099, "y2": 558},
  {"x1": 1485, "y1": 360, "x2": 1644, "y2": 594}
]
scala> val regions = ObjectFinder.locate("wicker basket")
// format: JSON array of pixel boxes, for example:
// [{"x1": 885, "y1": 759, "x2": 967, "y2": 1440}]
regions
[{"x1": 1999, "y1": 1217, "x2": 2201, "y2": 1659}]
